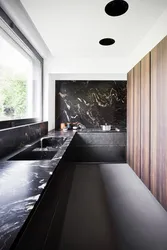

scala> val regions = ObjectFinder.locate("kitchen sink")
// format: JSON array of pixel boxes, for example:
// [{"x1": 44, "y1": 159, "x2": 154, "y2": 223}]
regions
[
  {"x1": 8, "y1": 150, "x2": 57, "y2": 160},
  {"x1": 8, "y1": 136, "x2": 66, "y2": 161},
  {"x1": 39, "y1": 136, "x2": 66, "y2": 149}
]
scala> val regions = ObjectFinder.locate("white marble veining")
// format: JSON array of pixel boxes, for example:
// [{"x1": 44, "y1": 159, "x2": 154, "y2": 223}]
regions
[
  {"x1": 0, "y1": 131, "x2": 75, "y2": 250},
  {"x1": 57, "y1": 81, "x2": 126, "y2": 128}
]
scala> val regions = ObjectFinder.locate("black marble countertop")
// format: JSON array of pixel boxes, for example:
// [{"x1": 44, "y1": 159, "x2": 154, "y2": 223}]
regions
[
  {"x1": 0, "y1": 130, "x2": 76, "y2": 250},
  {"x1": 0, "y1": 129, "x2": 126, "y2": 250},
  {"x1": 77, "y1": 128, "x2": 126, "y2": 133}
]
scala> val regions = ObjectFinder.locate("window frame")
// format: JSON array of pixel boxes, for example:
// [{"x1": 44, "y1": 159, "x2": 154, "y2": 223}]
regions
[{"x1": 0, "y1": 6, "x2": 43, "y2": 125}]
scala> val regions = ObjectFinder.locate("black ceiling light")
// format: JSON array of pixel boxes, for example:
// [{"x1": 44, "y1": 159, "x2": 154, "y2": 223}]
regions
[
  {"x1": 99, "y1": 38, "x2": 115, "y2": 46},
  {"x1": 105, "y1": 0, "x2": 129, "y2": 17}
]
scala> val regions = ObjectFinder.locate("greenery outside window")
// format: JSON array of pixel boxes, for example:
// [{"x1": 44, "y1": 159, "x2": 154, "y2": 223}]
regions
[{"x1": 0, "y1": 16, "x2": 42, "y2": 121}]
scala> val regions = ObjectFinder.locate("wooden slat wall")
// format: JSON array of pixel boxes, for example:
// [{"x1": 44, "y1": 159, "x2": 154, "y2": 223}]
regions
[
  {"x1": 127, "y1": 35, "x2": 167, "y2": 210},
  {"x1": 150, "y1": 37, "x2": 167, "y2": 209},
  {"x1": 133, "y1": 62, "x2": 141, "y2": 177},
  {"x1": 127, "y1": 70, "x2": 134, "y2": 169},
  {"x1": 140, "y1": 53, "x2": 150, "y2": 189}
]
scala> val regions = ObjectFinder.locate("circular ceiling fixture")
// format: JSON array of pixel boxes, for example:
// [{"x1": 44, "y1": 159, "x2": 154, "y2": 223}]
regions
[
  {"x1": 105, "y1": 0, "x2": 129, "y2": 17},
  {"x1": 99, "y1": 38, "x2": 115, "y2": 46}
]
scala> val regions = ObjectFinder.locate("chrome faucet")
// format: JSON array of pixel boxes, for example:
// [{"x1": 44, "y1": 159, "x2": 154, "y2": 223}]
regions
[{"x1": 40, "y1": 136, "x2": 53, "y2": 149}]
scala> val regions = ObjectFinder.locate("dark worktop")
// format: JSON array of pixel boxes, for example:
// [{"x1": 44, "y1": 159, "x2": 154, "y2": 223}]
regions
[
  {"x1": 77, "y1": 128, "x2": 126, "y2": 133},
  {"x1": 0, "y1": 129, "x2": 126, "y2": 250},
  {"x1": 9, "y1": 163, "x2": 167, "y2": 250},
  {"x1": 0, "y1": 130, "x2": 75, "y2": 250}
]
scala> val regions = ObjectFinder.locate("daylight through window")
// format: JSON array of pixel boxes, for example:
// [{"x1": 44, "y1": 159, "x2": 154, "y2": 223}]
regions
[{"x1": 0, "y1": 21, "x2": 42, "y2": 121}]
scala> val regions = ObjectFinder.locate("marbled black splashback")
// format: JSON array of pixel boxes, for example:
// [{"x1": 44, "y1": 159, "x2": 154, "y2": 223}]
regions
[
  {"x1": 0, "y1": 118, "x2": 36, "y2": 130},
  {"x1": 56, "y1": 81, "x2": 127, "y2": 129},
  {"x1": 0, "y1": 122, "x2": 48, "y2": 159}
]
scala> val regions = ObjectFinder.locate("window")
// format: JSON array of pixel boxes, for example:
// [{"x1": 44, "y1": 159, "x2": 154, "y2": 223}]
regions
[{"x1": 0, "y1": 17, "x2": 42, "y2": 121}]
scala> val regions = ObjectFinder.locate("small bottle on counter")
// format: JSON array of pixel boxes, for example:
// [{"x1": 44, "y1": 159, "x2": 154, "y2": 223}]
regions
[
  {"x1": 67, "y1": 122, "x2": 72, "y2": 130},
  {"x1": 60, "y1": 123, "x2": 66, "y2": 130}
]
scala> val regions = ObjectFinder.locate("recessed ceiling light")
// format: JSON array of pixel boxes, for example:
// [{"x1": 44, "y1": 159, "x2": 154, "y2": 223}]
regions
[
  {"x1": 105, "y1": 0, "x2": 129, "y2": 17},
  {"x1": 99, "y1": 38, "x2": 115, "y2": 46}
]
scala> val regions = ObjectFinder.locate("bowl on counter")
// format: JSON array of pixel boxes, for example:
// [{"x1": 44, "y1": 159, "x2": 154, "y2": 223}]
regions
[
  {"x1": 73, "y1": 126, "x2": 78, "y2": 130},
  {"x1": 100, "y1": 124, "x2": 111, "y2": 131}
]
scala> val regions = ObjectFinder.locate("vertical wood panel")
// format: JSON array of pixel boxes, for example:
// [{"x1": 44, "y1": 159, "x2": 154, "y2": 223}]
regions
[
  {"x1": 151, "y1": 36, "x2": 167, "y2": 209},
  {"x1": 133, "y1": 62, "x2": 141, "y2": 177},
  {"x1": 140, "y1": 53, "x2": 150, "y2": 189},
  {"x1": 127, "y1": 35, "x2": 167, "y2": 210},
  {"x1": 127, "y1": 70, "x2": 134, "y2": 169}
]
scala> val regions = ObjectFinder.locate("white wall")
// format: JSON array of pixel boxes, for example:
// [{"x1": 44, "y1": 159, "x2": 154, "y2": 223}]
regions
[
  {"x1": 128, "y1": 8, "x2": 167, "y2": 71},
  {"x1": 46, "y1": 56, "x2": 128, "y2": 78},
  {"x1": 0, "y1": 0, "x2": 50, "y2": 58},
  {"x1": 52, "y1": 73, "x2": 127, "y2": 81}
]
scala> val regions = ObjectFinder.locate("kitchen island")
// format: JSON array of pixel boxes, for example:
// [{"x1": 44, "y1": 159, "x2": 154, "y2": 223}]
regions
[
  {"x1": 0, "y1": 129, "x2": 126, "y2": 249},
  {"x1": 0, "y1": 129, "x2": 124, "y2": 249},
  {"x1": 4, "y1": 129, "x2": 166, "y2": 250}
]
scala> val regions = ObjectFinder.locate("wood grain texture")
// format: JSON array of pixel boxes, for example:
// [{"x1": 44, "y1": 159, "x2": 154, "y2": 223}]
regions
[
  {"x1": 133, "y1": 62, "x2": 141, "y2": 178},
  {"x1": 150, "y1": 36, "x2": 167, "y2": 209},
  {"x1": 127, "y1": 35, "x2": 167, "y2": 210},
  {"x1": 140, "y1": 53, "x2": 150, "y2": 189},
  {"x1": 127, "y1": 70, "x2": 134, "y2": 169}
]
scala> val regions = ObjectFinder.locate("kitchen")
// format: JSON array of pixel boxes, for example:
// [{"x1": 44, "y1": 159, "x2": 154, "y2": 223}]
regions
[{"x1": 0, "y1": 0, "x2": 167, "y2": 249}]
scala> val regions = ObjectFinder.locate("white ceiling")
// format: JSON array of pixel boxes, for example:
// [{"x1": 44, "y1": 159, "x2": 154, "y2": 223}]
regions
[{"x1": 21, "y1": 0, "x2": 167, "y2": 58}]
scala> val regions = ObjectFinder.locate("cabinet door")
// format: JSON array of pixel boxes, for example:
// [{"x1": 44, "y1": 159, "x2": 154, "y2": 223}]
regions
[
  {"x1": 140, "y1": 53, "x2": 150, "y2": 189},
  {"x1": 127, "y1": 69, "x2": 134, "y2": 169},
  {"x1": 150, "y1": 36, "x2": 167, "y2": 209},
  {"x1": 133, "y1": 62, "x2": 141, "y2": 178}
]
